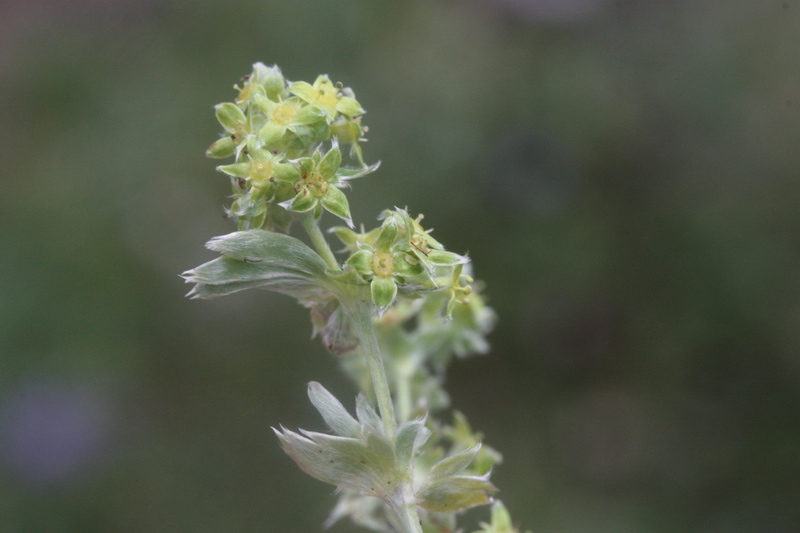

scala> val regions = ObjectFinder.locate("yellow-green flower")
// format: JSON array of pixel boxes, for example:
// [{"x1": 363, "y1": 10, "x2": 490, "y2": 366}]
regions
[
  {"x1": 206, "y1": 102, "x2": 251, "y2": 159},
  {"x1": 255, "y1": 96, "x2": 327, "y2": 147},
  {"x1": 289, "y1": 75, "x2": 365, "y2": 119},
  {"x1": 346, "y1": 216, "x2": 426, "y2": 312},
  {"x1": 279, "y1": 145, "x2": 353, "y2": 226},
  {"x1": 217, "y1": 147, "x2": 299, "y2": 199}
]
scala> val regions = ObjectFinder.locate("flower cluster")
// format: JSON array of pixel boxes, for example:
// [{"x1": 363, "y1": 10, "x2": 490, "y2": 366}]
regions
[
  {"x1": 335, "y1": 208, "x2": 469, "y2": 312},
  {"x1": 184, "y1": 64, "x2": 528, "y2": 533},
  {"x1": 207, "y1": 63, "x2": 376, "y2": 231}
]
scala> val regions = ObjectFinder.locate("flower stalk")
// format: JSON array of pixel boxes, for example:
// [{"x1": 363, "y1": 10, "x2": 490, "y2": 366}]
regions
[{"x1": 301, "y1": 213, "x2": 340, "y2": 271}]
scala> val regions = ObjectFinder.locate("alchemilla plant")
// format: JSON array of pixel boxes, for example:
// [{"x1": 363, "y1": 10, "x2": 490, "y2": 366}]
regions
[{"x1": 183, "y1": 63, "x2": 528, "y2": 533}]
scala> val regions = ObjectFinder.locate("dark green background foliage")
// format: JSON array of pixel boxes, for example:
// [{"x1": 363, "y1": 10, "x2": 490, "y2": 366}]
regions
[{"x1": 1, "y1": 1, "x2": 799, "y2": 531}]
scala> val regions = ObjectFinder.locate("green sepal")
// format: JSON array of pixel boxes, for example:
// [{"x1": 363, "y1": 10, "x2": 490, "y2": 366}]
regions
[
  {"x1": 319, "y1": 146, "x2": 342, "y2": 180},
  {"x1": 473, "y1": 500, "x2": 522, "y2": 533},
  {"x1": 181, "y1": 230, "x2": 331, "y2": 300},
  {"x1": 258, "y1": 122, "x2": 286, "y2": 146},
  {"x1": 375, "y1": 219, "x2": 398, "y2": 251},
  {"x1": 346, "y1": 249, "x2": 374, "y2": 278},
  {"x1": 217, "y1": 162, "x2": 250, "y2": 178},
  {"x1": 215, "y1": 102, "x2": 246, "y2": 131},
  {"x1": 428, "y1": 250, "x2": 468, "y2": 266},
  {"x1": 288, "y1": 190, "x2": 317, "y2": 213},
  {"x1": 336, "y1": 96, "x2": 365, "y2": 117},
  {"x1": 307, "y1": 382, "x2": 360, "y2": 439},
  {"x1": 370, "y1": 276, "x2": 397, "y2": 311},
  {"x1": 288, "y1": 80, "x2": 316, "y2": 103},
  {"x1": 416, "y1": 472, "x2": 496, "y2": 513},
  {"x1": 252, "y1": 93, "x2": 277, "y2": 114},
  {"x1": 256, "y1": 63, "x2": 286, "y2": 99},
  {"x1": 296, "y1": 157, "x2": 315, "y2": 176},
  {"x1": 321, "y1": 186, "x2": 352, "y2": 227},
  {"x1": 289, "y1": 121, "x2": 331, "y2": 147},
  {"x1": 336, "y1": 161, "x2": 381, "y2": 181},
  {"x1": 426, "y1": 444, "x2": 481, "y2": 480},
  {"x1": 206, "y1": 137, "x2": 237, "y2": 158},
  {"x1": 294, "y1": 105, "x2": 327, "y2": 125},
  {"x1": 274, "y1": 162, "x2": 300, "y2": 182},
  {"x1": 416, "y1": 444, "x2": 497, "y2": 513},
  {"x1": 393, "y1": 254, "x2": 424, "y2": 278},
  {"x1": 327, "y1": 264, "x2": 366, "y2": 286}
]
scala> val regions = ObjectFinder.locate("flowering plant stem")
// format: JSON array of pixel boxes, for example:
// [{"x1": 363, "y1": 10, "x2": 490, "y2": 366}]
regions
[
  {"x1": 183, "y1": 63, "x2": 528, "y2": 533},
  {"x1": 301, "y1": 213, "x2": 340, "y2": 271}
]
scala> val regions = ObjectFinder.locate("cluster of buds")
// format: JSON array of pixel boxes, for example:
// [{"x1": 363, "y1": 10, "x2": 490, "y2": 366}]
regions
[{"x1": 208, "y1": 63, "x2": 376, "y2": 231}]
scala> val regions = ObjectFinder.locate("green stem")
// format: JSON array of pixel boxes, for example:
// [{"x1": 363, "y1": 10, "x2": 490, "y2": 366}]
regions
[
  {"x1": 342, "y1": 291, "x2": 397, "y2": 441},
  {"x1": 301, "y1": 213, "x2": 339, "y2": 271},
  {"x1": 342, "y1": 292, "x2": 423, "y2": 533},
  {"x1": 395, "y1": 364, "x2": 413, "y2": 424},
  {"x1": 393, "y1": 487, "x2": 424, "y2": 533}
]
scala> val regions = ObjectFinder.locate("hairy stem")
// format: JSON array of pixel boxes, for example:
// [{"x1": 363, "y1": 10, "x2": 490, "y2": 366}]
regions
[
  {"x1": 342, "y1": 291, "x2": 424, "y2": 533},
  {"x1": 342, "y1": 290, "x2": 397, "y2": 440},
  {"x1": 395, "y1": 364, "x2": 413, "y2": 424},
  {"x1": 301, "y1": 213, "x2": 340, "y2": 271}
]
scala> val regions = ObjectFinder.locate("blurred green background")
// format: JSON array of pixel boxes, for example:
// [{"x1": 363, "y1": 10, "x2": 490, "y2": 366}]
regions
[{"x1": 2, "y1": 0, "x2": 799, "y2": 531}]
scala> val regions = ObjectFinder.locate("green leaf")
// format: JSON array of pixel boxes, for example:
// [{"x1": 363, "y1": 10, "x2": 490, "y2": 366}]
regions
[
  {"x1": 182, "y1": 230, "x2": 331, "y2": 300},
  {"x1": 307, "y1": 382, "x2": 360, "y2": 439},
  {"x1": 273, "y1": 427, "x2": 401, "y2": 499}
]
